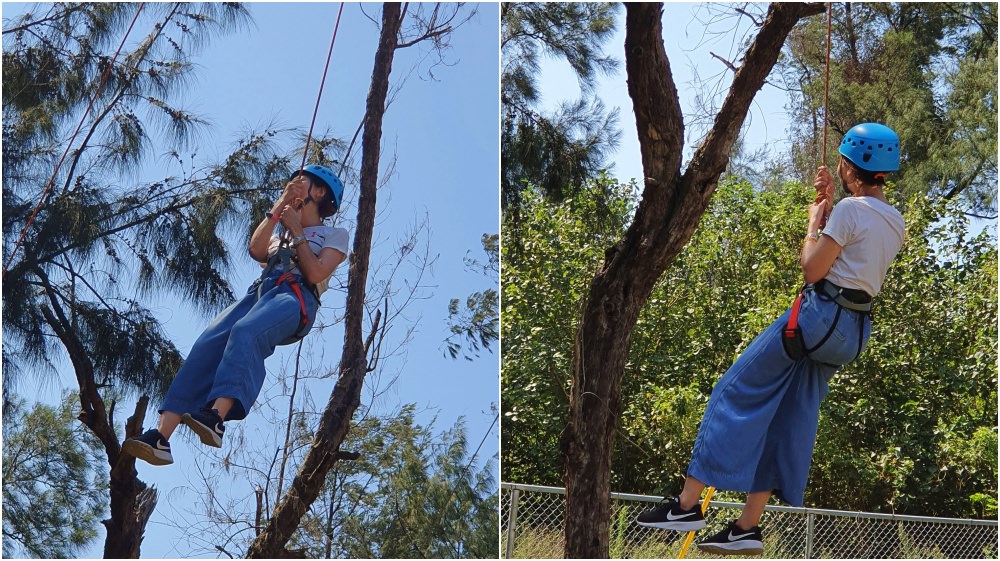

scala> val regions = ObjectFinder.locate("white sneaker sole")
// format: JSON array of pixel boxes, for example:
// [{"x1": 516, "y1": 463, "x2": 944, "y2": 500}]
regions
[
  {"x1": 636, "y1": 519, "x2": 707, "y2": 531},
  {"x1": 181, "y1": 414, "x2": 223, "y2": 448},
  {"x1": 698, "y1": 540, "x2": 764, "y2": 556},
  {"x1": 122, "y1": 439, "x2": 173, "y2": 466}
]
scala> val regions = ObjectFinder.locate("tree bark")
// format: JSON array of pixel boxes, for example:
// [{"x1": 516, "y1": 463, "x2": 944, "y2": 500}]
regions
[
  {"x1": 245, "y1": 3, "x2": 401, "y2": 557},
  {"x1": 561, "y1": 3, "x2": 825, "y2": 558}
]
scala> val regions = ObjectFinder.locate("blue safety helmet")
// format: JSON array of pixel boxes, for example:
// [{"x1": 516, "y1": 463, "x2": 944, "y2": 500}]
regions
[
  {"x1": 291, "y1": 164, "x2": 344, "y2": 217},
  {"x1": 838, "y1": 123, "x2": 900, "y2": 172}
]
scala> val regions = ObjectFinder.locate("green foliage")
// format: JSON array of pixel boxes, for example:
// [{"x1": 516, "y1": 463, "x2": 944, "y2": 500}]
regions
[
  {"x1": 502, "y1": 175, "x2": 997, "y2": 518},
  {"x1": 446, "y1": 233, "x2": 499, "y2": 360},
  {"x1": 2, "y1": 394, "x2": 108, "y2": 558},
  {"x1": 198, "y1": 403, "x2": 499, "y2": 558},
  {"x1": 306, "y1": 408, "x2": 498, "y2": 559},
  {"x1": 501, "y1": 176, "x2": 634, "y2": 486},
  {"x1": 501, "y1": 2, "x2": 621, "y2": 213}
]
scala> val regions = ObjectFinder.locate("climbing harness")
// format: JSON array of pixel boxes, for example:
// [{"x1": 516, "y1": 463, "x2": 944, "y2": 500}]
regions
[
  {"x1": 782, "y1": 279, "x2": 871, "y2": 367},
  {"x1": 3, "y1": 3, "x2": 146, "y2": 280},
  {"x1": 256, "y1": 230, "x2": 320, "y2": 346},
  {"x1": 677, "y1": 487, "x2": 715, "y2": 559}
]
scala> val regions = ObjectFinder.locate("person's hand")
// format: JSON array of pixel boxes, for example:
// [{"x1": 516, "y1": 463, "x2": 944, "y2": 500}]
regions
[
  {"x1": 813, "y1": 165, "x2": 834, "y2": 204},
  {"x1": 278, "y1": 204, "x2": 303, "y2": 236},
  {"x1": 275, "y1": 176, "x2": 308, "y2": 210},
  {"x1": 808, "y1": 198, "x2": 831, "y2": 231}
]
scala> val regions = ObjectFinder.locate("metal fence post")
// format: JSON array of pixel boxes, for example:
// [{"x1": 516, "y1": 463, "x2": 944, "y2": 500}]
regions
[
  {"x1": 805, "y1": 512, "x2": 815, "y2": 559},
  {"x1": 505, "y1": 488, "x2": 521, "y2": 559}
]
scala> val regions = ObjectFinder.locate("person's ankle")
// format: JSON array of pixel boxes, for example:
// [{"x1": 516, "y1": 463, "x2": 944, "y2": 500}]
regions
[
  {"x1": 678, "y1": 495, "x2": 699, "y2": 511},
  {"x1": 734, "y1": 519, "x2": 757, "y2": 532}
]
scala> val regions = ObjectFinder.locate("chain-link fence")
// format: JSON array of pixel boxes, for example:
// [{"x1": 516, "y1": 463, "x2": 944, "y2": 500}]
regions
[{"x1": 501, "y1": 483, "x2": 999, "y2": 559}]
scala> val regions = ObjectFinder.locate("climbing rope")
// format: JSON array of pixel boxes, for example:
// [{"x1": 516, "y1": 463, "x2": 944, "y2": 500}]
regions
[
  {"x1": 819, "y1": 2, "x2": 834, "y2": 228},
  {"x1": 677, "y1": 486, "x2": 716, "y2": 559},
  {"x1": 3, "y1": 3, "x2": 146, "y2": 280},
  {"x1": 294, "y1": 2, "x2": 346, "y2": 193},
  {"x1": 821, "y1": 3, "x2": 833, "y2": 165}
]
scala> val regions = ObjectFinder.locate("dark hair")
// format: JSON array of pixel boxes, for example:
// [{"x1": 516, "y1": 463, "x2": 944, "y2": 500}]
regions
[{"x1": 842, "y1": 157, "x2": 888, "y2": 187}]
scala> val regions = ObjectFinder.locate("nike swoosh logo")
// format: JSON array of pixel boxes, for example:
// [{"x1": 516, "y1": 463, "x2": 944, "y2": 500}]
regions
[
  {"x1": 665, "y1": 510, "x2": 697, "y2": 521},
  {"x1": 215, "y1": 424, "x2": 224, "y2": 433},
  {"x1": 729, "y1": 531, "x2": 756, "y2": 540},
  {"x1": 156, "y1": 442, "x2": 170, "y2": 451}
]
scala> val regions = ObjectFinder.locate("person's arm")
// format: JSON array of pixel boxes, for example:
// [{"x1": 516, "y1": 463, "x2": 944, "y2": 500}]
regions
[
  {"x1": 800, "y1": 201, "x2": 842, "y2": 283},
  {"x1": 248, "y1": 178, "x2": 307, "y2": 262},
  {"x1": 293, "y1": 245, "x2": 346, "y2": 285},
  {"x1": 801, "y1": 165, "x2": 842, "y2": 283},
  {"x1": 276, "y1": 206, "x2": 347, "y2": 284}
]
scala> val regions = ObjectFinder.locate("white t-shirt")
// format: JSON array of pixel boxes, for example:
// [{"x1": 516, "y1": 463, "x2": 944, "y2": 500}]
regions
[
  {"x1": 266, "y1": 226, "x2": 350, "y2": 297},
  {"x1": 821, "y1": 196, "x2": 905, "y2": 297}
]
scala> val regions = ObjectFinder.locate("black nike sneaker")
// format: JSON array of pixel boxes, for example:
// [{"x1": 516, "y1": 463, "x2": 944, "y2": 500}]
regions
[
  {"x1": 181, "y1": 406, "x2": 225, "y2": 448},
  {"x1": 697, "y1": 519, "x2": 764, "y2": 556},
  {"x1": 636, "y1": 496, "x2": 706, "y2": 531},
  {"x1": 122, "y1": 429, "x2": 174, "y2": 466}
]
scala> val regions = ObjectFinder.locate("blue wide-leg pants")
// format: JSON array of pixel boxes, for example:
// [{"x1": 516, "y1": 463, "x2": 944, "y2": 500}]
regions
[
  {"x1": 687, "y1": 286, "x2": 870, "y2": 506},
  {"x1": 160, "y1": 272, "x2": 318, "y2": 421}
]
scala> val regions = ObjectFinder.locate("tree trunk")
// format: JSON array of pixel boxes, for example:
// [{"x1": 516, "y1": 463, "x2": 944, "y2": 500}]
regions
[
  {"x1": 104, "y1": 398, "x2": 158, "y2": 559},
  {"x1": 561, "y1": 3, "x2": 825, "y2": 558},
  {"x1": 245, "y1": 3, "x2": 401, "y2": 557},
  {"x1": 37, "y1": 269, "x2": 157, "y2": 559}
]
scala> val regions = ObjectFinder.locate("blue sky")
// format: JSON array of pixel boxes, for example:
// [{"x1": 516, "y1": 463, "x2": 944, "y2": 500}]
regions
[
  {"x1": 537, "y1": 3, "x2": 795, "y2": 186},
  {"x1": 3, "y1": 2, "x2": 498, "y2": 558}
]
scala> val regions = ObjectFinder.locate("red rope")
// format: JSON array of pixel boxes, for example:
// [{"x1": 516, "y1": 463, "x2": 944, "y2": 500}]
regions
[
  {"x1": 822, "y1": 2, "x2": 833, "y2": 164},
  {"x1": 297, "y1": 2, "x2": 346, "y2": 177},
  {"x1": 820, "y1": 2, "x2": 833, "y2": 228},
  {"x1": 3, "y1": 3, "x2": 146, "y2": 279}
]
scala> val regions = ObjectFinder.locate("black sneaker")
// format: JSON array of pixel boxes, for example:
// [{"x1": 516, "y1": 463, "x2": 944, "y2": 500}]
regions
[
  {"x1": 697, "y1": 520, "x2": 764, "y2": 556},
  {"x1": 181, "y1": 407, "x2": 225, "y2": 448},
  {"x1": 122, "y1": 429, "x2": 173, "y2": 466},
  {"x1": 636, "y1": 496, "x2": 706, "y2": 531}
]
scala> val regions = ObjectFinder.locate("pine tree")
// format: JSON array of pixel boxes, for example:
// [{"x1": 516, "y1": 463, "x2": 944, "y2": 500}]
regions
[
  {"x1": 445, "y1": 233, "x2": 499, "y2": 360},
  {"x1": 2, "y1": 394, "x2": 108, "y2": 558},
  {"x1": 501, "y1": 3, "x2": 622, "y2": 214}
]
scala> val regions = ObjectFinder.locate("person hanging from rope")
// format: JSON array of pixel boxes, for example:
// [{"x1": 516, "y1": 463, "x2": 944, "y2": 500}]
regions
[
  {"x1": 123, "y1": 165, "x2": 349, "y2": 466},
  {"x1": 636, "y1": 123, "x2": 906, "y2": 556}
]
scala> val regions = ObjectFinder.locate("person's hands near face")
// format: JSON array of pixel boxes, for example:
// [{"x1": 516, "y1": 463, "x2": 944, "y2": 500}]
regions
[
  {"x1": 278, "y1": 204, "x2": 304, "y2": 236},
  {"x1": 278, "y1": 176, "x2": 309, "y2": 210}
]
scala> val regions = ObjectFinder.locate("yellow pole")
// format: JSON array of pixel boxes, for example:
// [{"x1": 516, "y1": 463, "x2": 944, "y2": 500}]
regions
[{"x1": 677, "y1": 487, "x2": 715, "y2": 559}]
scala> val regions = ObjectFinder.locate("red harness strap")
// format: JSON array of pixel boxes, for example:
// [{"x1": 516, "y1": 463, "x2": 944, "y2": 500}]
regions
[
  {"x1": 784, "y1": 292, "x2": 804, "y2": 340},
  {"x1": 275, "y1": 271, "x2": 310, "y2": 328}
]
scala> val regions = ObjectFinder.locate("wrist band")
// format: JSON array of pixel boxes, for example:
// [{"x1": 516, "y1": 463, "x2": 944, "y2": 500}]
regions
[{"x1": 266, "y1": 212, "x2": 279, "y2": 223}]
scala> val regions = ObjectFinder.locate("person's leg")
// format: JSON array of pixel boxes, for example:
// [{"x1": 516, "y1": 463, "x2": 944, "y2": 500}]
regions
[
  {"x1": 158, "y1": 290, "x2": 259, "y2": 424},
  {"x1": 210, "y1": 397, "x2": 235, "y2": 420},
  {"x1": 737, "y1": 490, "x2": 771, "y2": 529},
  {"x1": 686, "y1": 309, "x2": 798, "y2": 493},
  {"x1": 206, "y1": 279, "x2": 317, "y2": 421},
  {"x1": 157, "y1": 412, "x2": 183, "y2": 440},
  {"x1": 751, "y1": 295, "x2": 861, "y2": 506},
  {"x1": 123, "y1": 291, "x2": 260, "y2": 466},
  {"x1": 678, "y1": 475, "x2": 708, "y2": 510}
]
